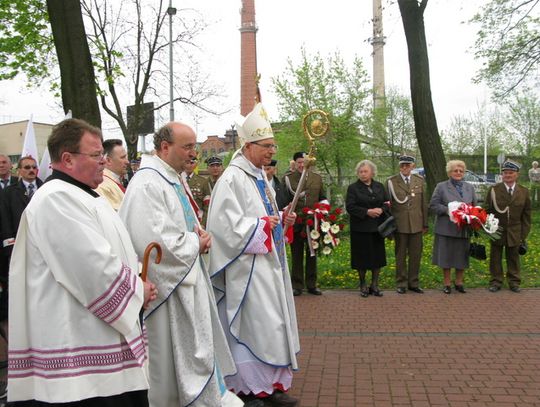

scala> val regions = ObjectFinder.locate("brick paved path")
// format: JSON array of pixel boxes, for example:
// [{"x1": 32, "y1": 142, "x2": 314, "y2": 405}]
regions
[{"x1": 289, "y1": 289, "x2": 540, "y2": 407}]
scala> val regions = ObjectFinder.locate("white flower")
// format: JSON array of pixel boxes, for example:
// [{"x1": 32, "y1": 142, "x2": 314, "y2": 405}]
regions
[
  {"x1": 331, "y1": 224, "x2": 340, "y2": 234},
  {"x1": 322, "y1": 246, "x2": 332, "y2": 255},
  {"x1": 311, "y1": 240, "x2": 319, "y2": 249},
  {"x1": 320, "y1": 221, "x2": 331, "y2": 233},
  {"x1": 323, "y1": 233, "x2": 333, "y2": 244},
  {"x1": 484, "y1": 214, "x2": 500, "y2": 234},
  {"x1": 310, "y1": 229, "x2": 320, "y2": 240}
]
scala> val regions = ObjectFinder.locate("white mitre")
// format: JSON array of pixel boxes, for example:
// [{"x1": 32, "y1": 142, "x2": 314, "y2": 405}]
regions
[{"x1": 236, "y1": 103, "x2": 274, "y2": 146}]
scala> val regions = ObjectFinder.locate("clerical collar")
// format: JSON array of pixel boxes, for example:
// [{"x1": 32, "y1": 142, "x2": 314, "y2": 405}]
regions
[
  {"x1": 48, "y1": 169, "x2": 100, "y2": 197},
  {"x1": 246, "y1": 158, "x2": 264, "y2": 180}
]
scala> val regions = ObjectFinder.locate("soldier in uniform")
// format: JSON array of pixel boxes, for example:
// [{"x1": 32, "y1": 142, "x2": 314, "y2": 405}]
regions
[
  {"x1": 283, "y1": 152, "x2": 327, "y2": 296},
  {"x1": 202, "y1": 156, "x2": 223, "y2": 226},
  {"x1": 182, "y1": 158, "x2": 207, "y2": 224},
  {"x1": 486, "y1": 160, "x2": 531, "y2": 293},
  {"x1": 387, "y1": 155, "x2": 428, "y2": 294}
]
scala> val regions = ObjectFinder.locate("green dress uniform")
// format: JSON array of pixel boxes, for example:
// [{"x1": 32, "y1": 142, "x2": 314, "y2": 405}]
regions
[
  {"x1": 283, "y1": 170, "x2": 326, "y2": 292},
  {"x1": 186, "y1": 172, "x2": 207, "y2": 217},
  {"x1": 201, "y1": 177, "x2": 219, "y2": 227},
  {"x1": 387, "y1": 173, "x2": 428, "y2": 290},
  {"x1": 485, "y1": 183, "x2": 531, "y2": 289}
]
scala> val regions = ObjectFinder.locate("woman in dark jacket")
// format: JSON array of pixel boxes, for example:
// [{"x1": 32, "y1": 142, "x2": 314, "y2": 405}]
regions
[{"x1": 346, "y1": 160, "x2": 390, "y2": 297}]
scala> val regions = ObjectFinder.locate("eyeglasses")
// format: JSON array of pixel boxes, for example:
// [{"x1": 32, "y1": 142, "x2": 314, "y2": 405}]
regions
[
  {"x1": 251, "y1": 141, "x2": 278, "y2": 151},
  {"x1": 22, "y1": 165, "x2": 37, "y2": 170},
  {"x1": 168, "y1": 142, "x2": 197, "y2": 151},
  {"x1": 69, "y1": 151, "x2": 105, "y2": 161}
]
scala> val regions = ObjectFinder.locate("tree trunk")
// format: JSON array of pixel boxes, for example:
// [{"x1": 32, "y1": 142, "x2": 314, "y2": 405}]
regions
[
  {"x1": 47, "y1": 0, "x2": 101, "y2": 128},
  {"x1": 397, "y1": 0, "x2": 446, "y2": 195}
]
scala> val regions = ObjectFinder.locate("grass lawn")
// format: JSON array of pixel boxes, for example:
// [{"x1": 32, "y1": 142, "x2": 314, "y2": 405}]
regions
[{"x1": 300, "y1": 209, "x2": 540, "y2": 289}]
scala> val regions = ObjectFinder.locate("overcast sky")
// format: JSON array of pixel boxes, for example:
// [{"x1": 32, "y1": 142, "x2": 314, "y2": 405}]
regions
[{"x1": 0, "y1": 0, "x2": 491, "y2": 142}]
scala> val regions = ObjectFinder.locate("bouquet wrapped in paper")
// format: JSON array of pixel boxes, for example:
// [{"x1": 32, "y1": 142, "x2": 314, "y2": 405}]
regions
[{"x1": 448, "y1": 201, "x2": 501, "y2": 240}]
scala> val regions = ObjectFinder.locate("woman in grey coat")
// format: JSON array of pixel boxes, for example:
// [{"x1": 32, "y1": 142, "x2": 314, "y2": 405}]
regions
[{"x1": 429, "y1": 160, "x2": 477, "y2": 294}]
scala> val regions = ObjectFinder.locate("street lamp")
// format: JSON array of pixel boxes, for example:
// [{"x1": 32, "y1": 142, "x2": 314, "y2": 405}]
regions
[{"x1": 167, "y1": 2, "x2": 177, "y2": 121}]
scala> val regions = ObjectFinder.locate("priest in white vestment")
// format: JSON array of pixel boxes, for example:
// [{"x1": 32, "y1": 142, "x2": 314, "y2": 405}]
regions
[
  {"x1": 207, "y1": 103, "x2": 300, "y2": 407},
  {"x1": 8, "y1": 119, "x2": 157, "y2": 406},
  {"x1": 120, "y1": 122, "x2": 241, "y2": 407}
]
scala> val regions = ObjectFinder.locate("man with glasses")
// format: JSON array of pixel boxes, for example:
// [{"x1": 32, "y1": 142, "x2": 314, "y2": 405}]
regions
[
  {"x1": 283, "y1": 152, "x2": 327, "y2": 296},
  {"x1": 95, "y1": 139, "x2": 129, "y2": 211},
  {"x1": 207, "y1": 103, "x2": 300, "y2": 407},
  {"x1": 8, "y1": 118, "x2": 157, "y2": 406},
  {"x1": 120, "y1": 122, "x2": 240, "y2": 407}
]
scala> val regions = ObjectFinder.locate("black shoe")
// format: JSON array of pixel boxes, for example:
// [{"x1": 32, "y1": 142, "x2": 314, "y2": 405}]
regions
[
  {"x1": 488, "y1": 285, "x2": 500, "y2": 293},
  {"x1": 370, "y1": 287, "x2": 383, "y2": 297},
  {"x1": 396, "y1": 287, "x2": 406, "y2": 294},
  {"x1": 360, "y1": 286, "x2": 369, "y2": 298},
  {"x1": 266, "y1": 390, "x2": 299, "y2": 407},
  {"x1": 443, "y1": 286, "x2": 451, "y2": 294},
  {"x1": 454, "y1": 284, "x2": 466, "y2": 293},
  {"x1": 240, "y1": 394, "x2": 266, "y2": 407},
  {"x1": 510, "y1": 286, "x2": 521, "y2": 293},
  {"x1": 292, "y1": 288, "x2": 302, "y2": 296},
  {"x1": 408, "y1": 287, "x2": 424, "y2": 294},
  {"x1": 307, "y1": 287, "x2": 322, "y2": 295}
]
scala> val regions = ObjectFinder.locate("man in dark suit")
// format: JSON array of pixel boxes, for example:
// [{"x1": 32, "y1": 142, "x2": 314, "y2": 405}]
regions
[
  {"x1": 0, "y1": 155, "x2": 17, "y2": 190},
  {"x1": 486, "y1": 160, "x2": 531, "y2": 293},
  {"x1": 387, "y1": 155, "x2": 428, "y2": 294},
  {"x1": 283, "y1": 152, "x2": 327, "y2": 296},
  {"x1": 2, "y1": 156, "x2": 43, "y2": 251},
  {"x1": 264, "y1": 159, "x2": 287, "y2": 210}
]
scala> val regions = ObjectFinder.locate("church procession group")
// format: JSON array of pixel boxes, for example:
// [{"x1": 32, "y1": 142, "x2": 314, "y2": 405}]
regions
[{"x1": 0, "y1": 100, "x2": 533, "y2": 407}]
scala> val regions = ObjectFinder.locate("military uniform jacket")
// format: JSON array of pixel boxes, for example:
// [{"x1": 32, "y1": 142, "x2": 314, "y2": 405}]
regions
[
  {"x1": 282, "y1": 170, "x2": 326, "y2": 209},
  {"x1": 485, "y1": 183, "x2": 531, "y2": 247},
  {"x1": 187, "y1": 173, "x2": 207, "y2": 212},
  {"x1": 387, "y1": 173, "x2": 428, "y2": 234}
]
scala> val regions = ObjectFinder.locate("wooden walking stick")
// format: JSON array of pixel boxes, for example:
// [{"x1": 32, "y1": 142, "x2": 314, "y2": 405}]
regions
[
  {"x1": 283, "y1": 109, "x2": 330, "y2": 236},
  {"x1": 141, "y1": 242, "x2": 162, "y2": 282}
]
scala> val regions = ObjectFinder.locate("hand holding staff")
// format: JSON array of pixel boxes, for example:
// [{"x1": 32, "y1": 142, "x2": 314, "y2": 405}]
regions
[
  {"x1": 283, "y1": 109, "x2": 330, "y2": 235},
  {"x1": 141, "y1": 242, "x2": 162, "y2": 309}
]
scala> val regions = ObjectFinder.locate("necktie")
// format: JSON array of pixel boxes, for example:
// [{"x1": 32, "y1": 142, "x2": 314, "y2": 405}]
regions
[
  {"x1": 508, "y1": 187, "x2": 513, "y2": 196},
  {"x1": 405, "y1": 177, "x2": 409, "y2": 185},
  {"x1": 27, "y1": 183, "x2": 35, "y2": 197}
]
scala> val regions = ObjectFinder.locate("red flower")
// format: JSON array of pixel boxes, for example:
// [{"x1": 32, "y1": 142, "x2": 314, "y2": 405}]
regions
[
  {"x1": 335, "y1": 208, "x2": 343, "y2": 215},
  {"x1": 339, "y1": 224, "x2": 345, "y2": 230},
  {"x1": 329, "y1": 214, "x2": 337, "y2": 221},
  {"x1": 306, "y1": 219, "x2": 314, "y2": 226},
  {"x1": 315, "y1": 212, "x2": 324, "y2": 220},
  {"x1": 302, "y1": 207, "x2": 310, "y2": 214}
]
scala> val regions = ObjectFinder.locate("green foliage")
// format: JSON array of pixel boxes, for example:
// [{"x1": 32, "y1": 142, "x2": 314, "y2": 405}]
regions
[
  {"x1": 505, "y1": 89, "x2": 540, "y2": 158},
  {"x1": 271, "y1": 48, "x2": 371, "y2": 198},
  {"x1": 471, "y1": 0, "x2": 540, "y2": 97},
  {"x1": 0, "y1": 0, "x2": 54, "y2": 82},
  {"x1": 313, "y1": 209, "x2": 540, "y2": 289}
]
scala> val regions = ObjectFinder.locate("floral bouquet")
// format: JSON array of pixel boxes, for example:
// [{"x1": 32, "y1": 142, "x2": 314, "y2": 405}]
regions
[
  {"x1": 295, "y1": 202, "x2": 345, "y2": 256},
  {"x1": 448, "y1": 201, "x2": 501, "y2": 240}
]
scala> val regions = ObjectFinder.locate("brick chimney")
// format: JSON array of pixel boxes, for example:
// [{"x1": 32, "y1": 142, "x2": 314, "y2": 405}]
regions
[{"x1": 239, "y1": 0, "x2": 258, "y2": 116}]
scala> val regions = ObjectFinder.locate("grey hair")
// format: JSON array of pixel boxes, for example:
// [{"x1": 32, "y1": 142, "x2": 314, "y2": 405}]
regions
[
  {"x1": 446, "y1": 159, "x2": 466, "y2": 175},
  {"x1": 355, "y1": 159, "x2": 377, "y2": 177},
  {"x1": 533, "y1": 161, "x2": 539, "y2": 167},
  {"x1": 153, "y1": 124, "x2": 174, "y2": 151}
]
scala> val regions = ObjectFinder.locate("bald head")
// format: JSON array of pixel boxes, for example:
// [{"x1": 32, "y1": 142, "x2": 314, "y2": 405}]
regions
[{"x1": 154, "y1": 122, "x2": 197, "y2": 172}]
